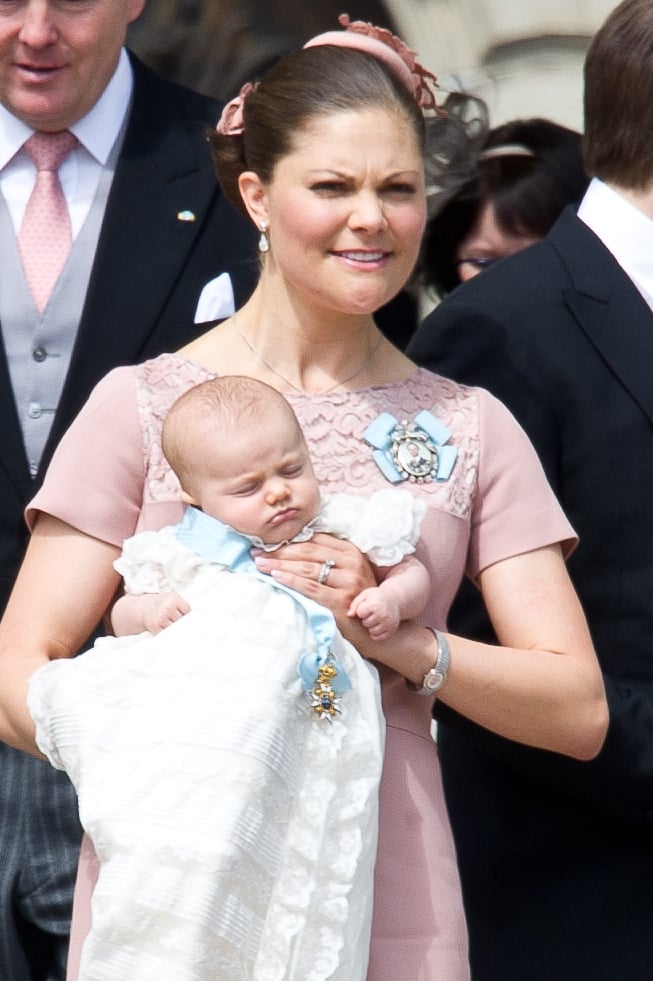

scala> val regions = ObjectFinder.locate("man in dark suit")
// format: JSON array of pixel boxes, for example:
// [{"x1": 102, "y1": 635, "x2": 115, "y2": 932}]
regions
[
  {"x1": 407, "y1": 2, "x2": 653, "y2": 978},
  {"x1": 0, "y1": 2, "x2": 256, "y2": 977}
]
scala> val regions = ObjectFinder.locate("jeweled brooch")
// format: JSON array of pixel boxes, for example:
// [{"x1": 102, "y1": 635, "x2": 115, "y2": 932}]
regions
[{"x1": 364, "y1": 410, "x2": 457, "y2": 484}]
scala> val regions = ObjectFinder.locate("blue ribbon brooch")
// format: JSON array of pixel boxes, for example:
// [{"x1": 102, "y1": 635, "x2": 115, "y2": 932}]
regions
[{"x1": 363, "y1": 410, "x2": 458, "y2": 484}]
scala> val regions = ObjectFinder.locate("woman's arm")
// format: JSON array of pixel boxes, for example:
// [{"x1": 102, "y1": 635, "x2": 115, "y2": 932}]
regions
[
  {"x1": 256, "y1": 539, "x2": 608, "y2": 761},
  {"x1": 0, "y1": 513, "x2": 122, "y2": 754},
  {"x1": 442, "y1": 544, "x2": 607, "y2": 759}
]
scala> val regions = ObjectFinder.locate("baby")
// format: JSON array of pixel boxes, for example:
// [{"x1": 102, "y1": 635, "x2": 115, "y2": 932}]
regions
[
  {"x1": 112, "y1": 375, "x2": 430, "y2": 642},
  {"x1": 27, "y1": 377, "x2": 429, "y2": 981}
]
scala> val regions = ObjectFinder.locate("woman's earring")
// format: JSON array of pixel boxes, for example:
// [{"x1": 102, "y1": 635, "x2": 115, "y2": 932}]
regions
[{"x1": 258, "y1": 222, "x2": 270, "y2": 254}]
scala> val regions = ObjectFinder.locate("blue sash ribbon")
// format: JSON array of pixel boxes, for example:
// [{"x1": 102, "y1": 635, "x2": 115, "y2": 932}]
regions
[{"x1": 175, "y1": 508, "x2": 352, "y2": 707}]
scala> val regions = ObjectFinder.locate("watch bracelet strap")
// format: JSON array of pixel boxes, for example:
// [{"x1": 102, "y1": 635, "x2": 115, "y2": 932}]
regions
[{"x1": 406, "y1": 627, "x2": 450, "y2": 695}]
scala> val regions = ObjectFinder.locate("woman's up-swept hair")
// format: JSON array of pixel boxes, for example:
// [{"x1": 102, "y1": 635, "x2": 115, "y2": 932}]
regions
[
  {"x1": 209, "y1": 43, "x2": 487, "y2": 218},
  {"x1": 584, "y1": 0, "x2": 653, "y2": 190}
]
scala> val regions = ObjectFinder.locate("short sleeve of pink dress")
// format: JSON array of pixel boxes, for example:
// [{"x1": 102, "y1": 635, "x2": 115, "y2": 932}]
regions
[{"x1": 30, "y1": 355, "x2": 575, "y2": 981}]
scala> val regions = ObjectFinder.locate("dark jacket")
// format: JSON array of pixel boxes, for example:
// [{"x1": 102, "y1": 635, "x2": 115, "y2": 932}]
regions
[{"x1": 407, "y1": 206, "x2": 653, "y2": 980}]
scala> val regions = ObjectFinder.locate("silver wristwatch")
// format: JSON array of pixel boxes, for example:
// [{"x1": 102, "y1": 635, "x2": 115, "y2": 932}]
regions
[{"x1": 407, "y1": 628, "x2": 450, "y2": 695}]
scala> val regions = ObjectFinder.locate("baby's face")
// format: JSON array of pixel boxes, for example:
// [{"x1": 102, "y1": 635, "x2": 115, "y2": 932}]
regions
[{"x1": 191, "y1": 420, "x2": 321, "y2": 545}]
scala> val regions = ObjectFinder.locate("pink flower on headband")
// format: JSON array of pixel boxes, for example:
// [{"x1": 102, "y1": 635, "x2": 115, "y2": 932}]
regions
[
  {"x1": 306, "y1": 13, "x2": 439, "y2": 110},
  {"x1": 216, "y1": 82, "x2": 258, "y2": 136},
  {"x1": 217, "y1": 15, "x2": 440, "y2": 139}
]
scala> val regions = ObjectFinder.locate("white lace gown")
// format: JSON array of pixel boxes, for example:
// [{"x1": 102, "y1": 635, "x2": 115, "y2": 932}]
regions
[{"x1": 28, "y1": 491, "x2": 423, "y2": 981}]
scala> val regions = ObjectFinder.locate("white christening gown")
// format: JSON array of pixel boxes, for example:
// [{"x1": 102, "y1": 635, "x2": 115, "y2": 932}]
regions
[{"x1": 28, "y1": 490, "x2": 425, "y2": 981}]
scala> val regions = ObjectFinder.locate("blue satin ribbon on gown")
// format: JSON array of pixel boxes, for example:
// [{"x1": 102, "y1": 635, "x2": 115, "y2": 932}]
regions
[{"x1": 175, "y1": 506, "x2": 352, "y2": 695}]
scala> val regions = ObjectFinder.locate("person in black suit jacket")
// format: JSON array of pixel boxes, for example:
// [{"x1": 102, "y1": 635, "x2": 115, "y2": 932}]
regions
[
  {"x1": 0, "y1": 2, "x2": 256, "y2": 977},
  {"x1": 407, "y1": 1, "x2": 653, "y2": 978}
]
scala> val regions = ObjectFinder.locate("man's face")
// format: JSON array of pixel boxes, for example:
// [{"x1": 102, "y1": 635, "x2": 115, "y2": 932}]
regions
[{"x1": 0, "y1": 0, "x2": 145, "y2": 132}]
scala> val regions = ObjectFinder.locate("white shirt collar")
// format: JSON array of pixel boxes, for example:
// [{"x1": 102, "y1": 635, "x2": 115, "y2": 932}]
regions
[
  {"x1": 578, "y1": 177, "x2": 653, "y2": 302},
  {"x1": 0, "y1": 47, "x2": 133, "y2": 170}
]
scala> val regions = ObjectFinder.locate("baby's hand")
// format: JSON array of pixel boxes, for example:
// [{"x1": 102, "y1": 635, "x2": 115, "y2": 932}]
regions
[
  {"x1": 348, "y1": 587, "x2": 401, "y2": 641},
  {"x1": 140, "y1": 592, "x2": 191, "y2": 634}
]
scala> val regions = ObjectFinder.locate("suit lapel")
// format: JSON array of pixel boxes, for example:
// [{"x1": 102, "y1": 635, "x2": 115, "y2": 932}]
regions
[
  {"x1": 553, "y1": 211, "x2": 653, "y2": 429},
  {"x1": 43, "y1": 58, "x2": 219, "y2": 460}
]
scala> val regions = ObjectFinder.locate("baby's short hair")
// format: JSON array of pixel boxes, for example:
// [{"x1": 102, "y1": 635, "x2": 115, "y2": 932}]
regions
[{"x1": 162, "y1": 376, "x2": 304, "y2": 488}]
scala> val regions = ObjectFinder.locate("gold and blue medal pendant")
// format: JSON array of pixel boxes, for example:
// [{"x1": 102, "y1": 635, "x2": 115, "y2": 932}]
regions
[
  {"x1": 364, "y1": 410, "x2": 458, "y2": 483},
  {"x1": 308, "y1": 654, "x2": 342, "y2": 721},
  {"x1": 299, "y1": 648, "x2": 352, "y2": 723}
]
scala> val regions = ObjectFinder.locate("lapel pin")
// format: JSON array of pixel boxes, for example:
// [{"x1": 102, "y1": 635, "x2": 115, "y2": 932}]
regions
[{"x1": 177, "y1": 210, "x2": 196, "y2": 222}]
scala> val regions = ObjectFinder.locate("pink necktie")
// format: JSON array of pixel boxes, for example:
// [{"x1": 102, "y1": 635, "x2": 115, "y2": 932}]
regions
[{"x1": 18, "y1": 130, "x2": 78, "y2": 312}]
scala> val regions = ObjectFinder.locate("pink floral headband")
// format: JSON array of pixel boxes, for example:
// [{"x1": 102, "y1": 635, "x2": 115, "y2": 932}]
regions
[
  {"x1": 216, "y1": 81, "x2": 257, "y2": 137},
  {"x1": 216, "y1": 13, "x2": 438, "y2": 136},
  {"x1": 306, "y1": 14, "x2": 438, "y2": 109}
]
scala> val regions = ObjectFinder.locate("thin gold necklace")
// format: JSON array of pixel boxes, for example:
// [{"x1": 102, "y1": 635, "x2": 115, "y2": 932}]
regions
[{"x1": 231, "y1": 316, "x2": 384, "y2": 395}]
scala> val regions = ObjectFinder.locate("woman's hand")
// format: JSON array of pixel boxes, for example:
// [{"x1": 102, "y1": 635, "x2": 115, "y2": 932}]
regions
[{"x1": 253, "y1": 533, "x2": 376, "y2": 627}]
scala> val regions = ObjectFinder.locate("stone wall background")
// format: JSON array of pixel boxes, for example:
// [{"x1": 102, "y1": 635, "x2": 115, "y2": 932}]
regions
[{"x1": 388, "y1": 0, "x2": 618, "y2": 130}]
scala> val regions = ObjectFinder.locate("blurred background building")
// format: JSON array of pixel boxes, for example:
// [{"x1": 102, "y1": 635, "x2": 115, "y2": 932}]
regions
[
  {"x1": 128, "y1": 1, "x2": 620, "y2": 129},
  {"x1": 391, "y1": 0, "x2": 617, "y2": 128}
]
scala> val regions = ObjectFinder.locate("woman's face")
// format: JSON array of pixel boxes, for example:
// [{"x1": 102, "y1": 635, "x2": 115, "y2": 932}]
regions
[
  {"x1": 260, "y1": 108, "x2": 426, "y2": 316},
  {"x1": 455, "y1": 199, "x2": 540, "y2": 282}
]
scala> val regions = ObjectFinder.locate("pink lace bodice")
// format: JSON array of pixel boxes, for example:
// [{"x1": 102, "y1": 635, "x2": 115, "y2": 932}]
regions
[
  {"x1": 137, "y1": 354, "x2": 480, "y2": 512},
  {"x1": 135, "y1": 355, "x2": 484, "y2": 621}
]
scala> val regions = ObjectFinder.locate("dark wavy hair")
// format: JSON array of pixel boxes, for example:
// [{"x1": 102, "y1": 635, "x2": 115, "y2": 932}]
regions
[{"x1": 416, "y1": 117, "x2": 589, "y2": 297}]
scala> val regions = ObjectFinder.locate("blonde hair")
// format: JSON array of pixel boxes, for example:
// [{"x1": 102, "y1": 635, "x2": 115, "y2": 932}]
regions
[{"x1": 162, "y1": 376, "x2": 304, "y2": 495}]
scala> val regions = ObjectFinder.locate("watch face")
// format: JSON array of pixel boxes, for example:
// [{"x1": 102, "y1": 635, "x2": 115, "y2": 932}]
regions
[{"x1": 424, "y1": 669, "x2": 444, "y2": 692}]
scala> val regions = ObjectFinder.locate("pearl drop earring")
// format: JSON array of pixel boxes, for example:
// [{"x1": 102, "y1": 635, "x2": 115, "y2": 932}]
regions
[{"x1": 258, "y1": 222, "x2": 270, "y2": 254}]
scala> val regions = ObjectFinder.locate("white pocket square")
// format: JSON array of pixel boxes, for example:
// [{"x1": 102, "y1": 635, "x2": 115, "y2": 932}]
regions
[{"x1": 194, "y1": 273, "x2": 235, "y2": 323}]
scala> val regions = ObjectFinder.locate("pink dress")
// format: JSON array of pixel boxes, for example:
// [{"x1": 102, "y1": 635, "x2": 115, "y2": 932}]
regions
[{"x1": 29, "y1": 355, "x2": 575, "y2": 981}]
